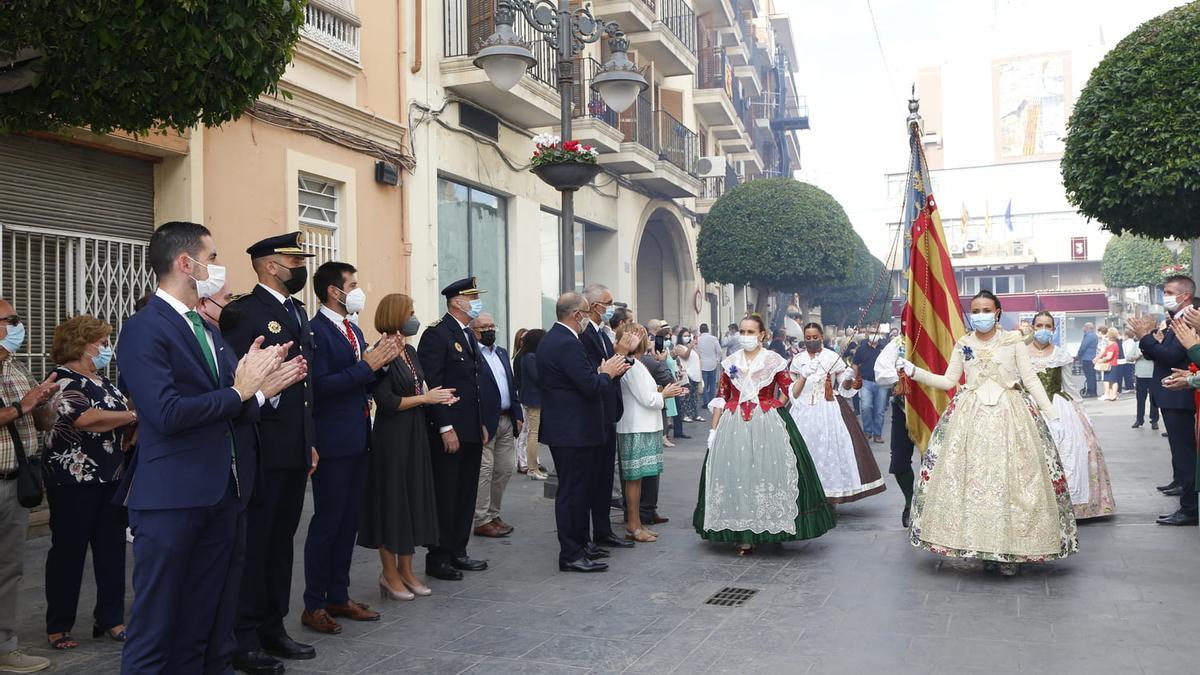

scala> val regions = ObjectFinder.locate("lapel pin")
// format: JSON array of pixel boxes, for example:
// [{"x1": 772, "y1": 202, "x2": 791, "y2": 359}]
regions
[{"x1": 267, "y1": 320, "x2": 282, "y2": 334}]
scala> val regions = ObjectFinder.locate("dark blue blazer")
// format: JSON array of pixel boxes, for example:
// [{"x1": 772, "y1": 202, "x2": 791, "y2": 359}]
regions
[
  {"x1": 116, "y1": 295, "x2": 261, "y2": 510},
  {"x1": 1141, "y1": 329, "x2": 1194, "y2": 411},
  {"x1": 309, "y1": 311, "x2": 374, "y2": 458},
  {"x1": 418, "y1": 313, "x2": 484, "y2": 443},
  {"x1": 1076, "y1": 331, "x2": 1098, "y2": 361},
  {"x1": 477, "y1": 345, "x2": 523, "y2": 437},
  {"x1": 537, "y1": 323, "x2": 611, "y2": 448},
  {"x1": 219, "y1": 285, "x2": 316, "y2": 468},
  {"x1": 518, "y1": 353, "x2": 542, "y2": 407},
  {"x1": 581, "y1": 323, "x2": 623, "y2": 428}
]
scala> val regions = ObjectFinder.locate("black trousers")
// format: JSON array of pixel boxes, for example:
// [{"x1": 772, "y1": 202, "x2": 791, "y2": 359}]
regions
[
  {"x1": 588, "y1": 430, "x2": 618, "y2": 539},
  {"x1": 426, "y1": 437, "x2": 483, "y2": 567},
  {"x1": 549, "y1": 445, "x2": 595, "y2": 564},
  {"x1": 639, "y1": 475, "x2": 660, "y2": 522},
  {"x1": 45, "y1": 482, "x2": 125, "y2": 634},
  {"x1": 888, "y1": 394, "x2": 917, "y2": 475},
  {"x1": 303, "y1": 454, "x2": 368, "y2": 613},
  {"x1": 1081, "y1": 361, "x2": 1097, "y2": 397},
  {"x1": 1135, "y1": 377, "x2": 1159, "y2": 425},
  {"x1": 235, "y1": 466, "x2": 308, "y2": 652},
  {"x1": 1161, "y1": 408, "x2": 1198, "y2": 514}
]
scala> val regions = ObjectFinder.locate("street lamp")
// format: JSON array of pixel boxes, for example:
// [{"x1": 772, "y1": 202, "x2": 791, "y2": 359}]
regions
[{"x1": 475, "y1": 0, "x2": 647, "y2": 292}]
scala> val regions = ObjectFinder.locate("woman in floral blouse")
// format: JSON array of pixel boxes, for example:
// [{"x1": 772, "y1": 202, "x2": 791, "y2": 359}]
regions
[{"x1": 44, "y1": 315, "x2": 137, "y2": 649}]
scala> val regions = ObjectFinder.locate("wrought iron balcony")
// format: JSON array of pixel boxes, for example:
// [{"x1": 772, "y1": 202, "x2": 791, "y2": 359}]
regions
[
  {"x1": 620, "y1": 93, "x2": 655, "y2": 152},
  {"x1": 572, "y1": 58, "x2": 621, "y2": 130},
  {"x1": 302, "y1": 0, "x2": 361, "y2": 63},
  {"x1": 443, "y1": 0, "x2": 556, "y2": 90},
  {"x1": 658, "y1": 0, "x2": 698, "y2": 55},
  {"x1": 654, "y1": 109, "x2": 699, "y2": 176}
]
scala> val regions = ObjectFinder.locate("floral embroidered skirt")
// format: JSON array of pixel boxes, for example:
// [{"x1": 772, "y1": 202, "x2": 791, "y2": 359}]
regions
[
  {"x1": 909, "y1": 388, "x2": 1078, "y2": 563},
  {"x1": 1053, "y1": 396, "x2": 1116, "y2": 520},
  {"x1": 617, "y1": 432, "x2": 664, "y2": 481},
  {"x1": 693, "y1": 406, "x2": 835, "y2": 545}
]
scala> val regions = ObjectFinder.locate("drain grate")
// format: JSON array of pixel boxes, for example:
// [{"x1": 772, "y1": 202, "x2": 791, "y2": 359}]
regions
[{"x1": 704, "y1": 586, "x2": 759, "y2": 607}]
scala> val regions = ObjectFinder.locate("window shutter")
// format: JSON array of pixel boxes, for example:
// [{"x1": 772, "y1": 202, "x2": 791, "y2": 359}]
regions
[{"x1": 467, "y1": 0, "x2": 494, "y2": 54}]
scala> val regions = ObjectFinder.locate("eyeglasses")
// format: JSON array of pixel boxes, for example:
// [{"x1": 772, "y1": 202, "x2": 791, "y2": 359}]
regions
[{"x1": 0, "y1": 315, "x2": 20, "y2": 326}]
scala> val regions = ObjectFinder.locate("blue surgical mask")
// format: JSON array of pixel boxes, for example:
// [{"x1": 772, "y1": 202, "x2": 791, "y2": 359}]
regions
[
  {"x1": 0, "y1": 322, "x2": 25, "y2": 354},
  {"x1": 467, "y1": 299, "x2": 483, "y2": 319},
  {"x1": 602, "y1": 305, "x2": 615, "y2": 323},
  {"x1": 969, "y1": 313, "x2": 997, "y2": 333},
  {"x1": 1033, "y1": 329, "x2": 1054, "y2": 345},
  {"x1": 91, "y1": 344, "x2": 113, "y2": 370}
]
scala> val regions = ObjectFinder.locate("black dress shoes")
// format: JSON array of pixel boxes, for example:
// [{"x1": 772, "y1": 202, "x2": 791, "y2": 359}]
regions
[
  {"x1": 1157, "y1": 481, "x2": 1179, "y2": 492},
  {"x1": 427, "y1": 563, "x2": 463, "y2": 581},
  {"x1": 1131, "y1": 422, "x2": 1142, "y2": 429},
  {"x1": 1163, "y1": 486, "x2": 1184, "y2": 497},
  {"x1": 451, "y1": 556, "x2": 488, "y2": 571},
  {"x1": 584, "y1": 544, "x2": 610, "y2": 560},
  {"x1": 1156, "y1": 510, "x2": 1199, "y2": 526},
  {"x1": 233, "y1": 650, "x2": 285, "y2": 675},
  {"x1": 560, "y1": 559, "x2": 609, "y2": 573},
  {"x1": 901, "y1": 505, "x2": 911, "y2": 529},
  {"x1": 261, "y1": 633, "x2": 315, "y2": 660},
  {"x1": 595, "y1": 533, "x2": 635, "y2": 549},
  {"x1": 1151, "y1": 422, "x2": 1159, "y2": 430}
]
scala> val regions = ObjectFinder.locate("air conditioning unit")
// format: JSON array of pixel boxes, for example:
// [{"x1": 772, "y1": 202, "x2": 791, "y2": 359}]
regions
[
  {"x1": 949, "y1": 243, "x2": 964, "y2": 256},
  {"x1": 696, "y1": 156, "x2": 727, "y2": 178},
  {"x1": 964, "y1": 240, "x2": 980, "y2": 252}
]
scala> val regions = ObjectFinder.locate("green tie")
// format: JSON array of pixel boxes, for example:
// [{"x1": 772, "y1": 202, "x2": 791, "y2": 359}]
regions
[
  {"x1": 186, "y1": 311, "x2": 235, "y2": 461},
  {"x1": 185, "y1": 311, "x2": 218, "y2": 381}
]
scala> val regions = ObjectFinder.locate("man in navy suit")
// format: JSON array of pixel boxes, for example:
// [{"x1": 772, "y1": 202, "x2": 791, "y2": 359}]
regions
[
  {"x1": 1131, "y1": 275, "x2": 1199, "y2": 526},
  {"x1": 1075, "y1": 323, "x2": 1098, "y2": 398},
  {"x1": 469, "y1": 312, "x2": 522, "y2": 538},
  {"x1": 220, "y1": 232, "x2": 320, "y2": 673},
  {"x1": 418, "y1": 278, "x2": 491, "y2": 580},
  {"x1": 117, "y1": 221, "x2": 305, "y2": 674},
  {"x1": 301, "y1": 262, "x2": 400, "y2": 634},
  {"x1": 538, "y1": 292, "x2": 630, "y2": 572},
  {"x1": 578, "y1": 284, "x2": 639, "y2": 554}
]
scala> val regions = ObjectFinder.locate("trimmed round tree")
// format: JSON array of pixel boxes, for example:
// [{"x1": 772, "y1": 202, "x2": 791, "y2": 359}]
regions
[
  {"x1": 0, "y1": 1, "x2": 305, "y2": 134},
  {"x1": 1061, "y1": 2, "x2": 1200, "y2": 239},
  {"x1": 698, "y1": 178, "x2": 858, "y2": 314},
  {"x1": 809, "y1": 235, "x2": 889, "y2": 326},
  {"x1": 1100, "y1": 233, "x2": 1174, "y2": 288}
]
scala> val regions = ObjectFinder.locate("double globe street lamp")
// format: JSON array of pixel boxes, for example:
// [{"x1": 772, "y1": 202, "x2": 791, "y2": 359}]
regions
[{"x1": 473, "y1": 0, "x2": 648, "y2": 292}]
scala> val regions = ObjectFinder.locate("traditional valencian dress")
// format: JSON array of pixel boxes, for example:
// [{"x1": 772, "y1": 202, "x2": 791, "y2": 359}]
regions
[
  {"x1": 693, "y1": 348, "x2": 835, "y2": 544},
  {"x1": 1028, "y1": 345, "x2": 1116, "y2": 519},
  {"x1": 789, "y1": 348, "x2": 887, "y2": 504},
  {"x1": 908, "y1": 330, "x2": 1078, "y2": 563}
]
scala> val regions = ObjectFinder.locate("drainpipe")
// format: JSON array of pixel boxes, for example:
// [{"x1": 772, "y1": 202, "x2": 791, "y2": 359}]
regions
[{"x1": 410, "y1": 0, "x2": 423, "y2": 74}]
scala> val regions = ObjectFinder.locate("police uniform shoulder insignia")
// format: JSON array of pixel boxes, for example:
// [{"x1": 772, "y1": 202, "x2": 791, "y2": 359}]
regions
[
  {"x1": 267, "y1": 320, "x2": 283, "y2": 334},
  {"x1": 428, "y1": 318, "x2": 442, "y2": 328},
  {"x1": 227, "y1": 293, "x2": 250, "y2": 303}
]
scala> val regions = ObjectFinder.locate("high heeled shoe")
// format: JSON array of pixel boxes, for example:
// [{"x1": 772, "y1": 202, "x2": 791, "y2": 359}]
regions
[
  {"x1": 401, "y1": 578, "x2": 433, "y2": 597},
  {"x1": 93, "y1": 624, "x2": 126, "y2": 642},
  {"x1": 378, "y1": 574, "x2": 415, "y2": 601}
]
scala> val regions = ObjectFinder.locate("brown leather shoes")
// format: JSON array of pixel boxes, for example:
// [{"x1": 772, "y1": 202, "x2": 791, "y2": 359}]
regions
[
  {"x1": 326, "y1": 599, "x2": 380, "y2": 622},
  {"x1": 491, "y1": 517, "x2": 514, "y2": 535},
  {"x1": 301, "y1": 609, "x2": 342, "y2": 634},
  {"x1": 473, "y1": 521, "x2": 508, "y2": 538}
]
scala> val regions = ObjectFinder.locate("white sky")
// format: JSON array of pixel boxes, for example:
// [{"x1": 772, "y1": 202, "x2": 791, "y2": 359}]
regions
[{"x1": 783, "y1": 0, "x2": 1189, "y2": 247}]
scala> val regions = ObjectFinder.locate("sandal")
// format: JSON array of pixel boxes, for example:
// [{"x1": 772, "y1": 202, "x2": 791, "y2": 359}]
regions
[
  {"x1": 94, "y1": 624, "x2": 127, "y2": 642},
  {"x1": 736, "y1": 544, "x2": 754, "y2": 556},
  {"x1": 48, "y1": 633, "x2": 79, "y2": 649},
  {"x1": 625, "y1": 528, "x2": 657, "y2": 543}
]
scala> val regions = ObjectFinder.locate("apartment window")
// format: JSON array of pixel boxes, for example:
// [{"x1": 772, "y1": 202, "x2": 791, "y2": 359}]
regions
[
  {"x1": 538, "y1": 210, "x2": 585, "y2": 330},
  {"x1": 298, "y1": 174, "x2": 341, "y2": 310},
  {"x1": 962, "y1": 274, "x2": 1025, "y2": 296},
  {"x1": 438, "y1": 178, "x2": 508, "y2": 345}
]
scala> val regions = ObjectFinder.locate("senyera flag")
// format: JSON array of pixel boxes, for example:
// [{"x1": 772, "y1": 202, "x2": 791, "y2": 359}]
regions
[{"x1": 900, "y1": 130, "x2": 965, "y2": 451}]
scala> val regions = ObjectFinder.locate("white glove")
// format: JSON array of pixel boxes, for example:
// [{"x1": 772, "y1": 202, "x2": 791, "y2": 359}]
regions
[
  {"x1": 896, "y1": 357, "x2": 916, "y2": 377},
  {"x1": 706, "y1": 429, "x2": 716, "y2": 449},
  {"x1": 799, "y1": 361, "x2": 818, "y2": 378}
]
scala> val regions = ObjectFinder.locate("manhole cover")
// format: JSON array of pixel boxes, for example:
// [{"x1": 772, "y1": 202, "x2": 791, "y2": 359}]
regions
[{"x1": 704, "y1": 586, "x2": 758, "y2": 607}]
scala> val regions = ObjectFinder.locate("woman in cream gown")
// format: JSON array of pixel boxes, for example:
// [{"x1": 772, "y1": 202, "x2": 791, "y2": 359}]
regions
[
  {"x1": 1027, "y1": 311, "x2": 1116, "y2": 519},
  {"x1": 897, "y1": 291, "x2": 1078, "y2": 574},
  {"x1": 789, "y1": 324, "x2": 886, "y2": 504}
]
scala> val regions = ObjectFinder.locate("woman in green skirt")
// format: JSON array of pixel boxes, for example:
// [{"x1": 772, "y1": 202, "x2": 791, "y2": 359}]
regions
[
  {"x1": 694, "y1": 315, "x2": 836, "y2": 555},
  {"x1": 616, "y1": 325, "x2": 687, "y2": 542}
]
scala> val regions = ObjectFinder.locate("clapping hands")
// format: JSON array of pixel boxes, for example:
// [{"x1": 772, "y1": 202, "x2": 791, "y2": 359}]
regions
[
  {"x1": 1171, "y1": 317, "x2": 1200, "y2": 350},
  {"x1": 364, "y1": 334, "x2": 402, "y2": 371},
  {"x1": 1127, "y1": 316, "x2": 1156, "y2": 340}
]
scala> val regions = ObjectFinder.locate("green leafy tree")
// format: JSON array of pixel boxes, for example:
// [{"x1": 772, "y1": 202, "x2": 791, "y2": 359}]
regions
[
  {"x1": 1061, "y1": 2, "x2": 1200, "y2": 239},
  {"x1": 809, "y1": 235, "x2": 889, "y2": 327},
  {"x1": 1101, "y1": 233, "x2": 1175, "y2": 288},
  {"x1": 0, "y1": 1, "x2": 305, "y2": 134},
  {"x1": 697, "y1": 178, "x2": 858, "y2": 313}
]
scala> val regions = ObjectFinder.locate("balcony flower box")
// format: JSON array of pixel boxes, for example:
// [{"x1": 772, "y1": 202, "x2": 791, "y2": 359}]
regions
[{"x1": 530, "y1": 135, "x2": 602, "y2": 191}]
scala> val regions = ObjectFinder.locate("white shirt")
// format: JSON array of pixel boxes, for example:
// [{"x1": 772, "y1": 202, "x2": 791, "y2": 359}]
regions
[
  {"x1": 556, "y1": 321, "x2": 580, "y2": 339},
  {"x1": 480, "y1": 345, "x2": 512, "y2": 411},
  {"x1": 155, "y1": 288, "x2": 265, "y2": 406},
  {"x1": 697, "y1": 333, "x2": 723, "y2": 371},
  {"x1": 617, "y1": 359, "x2": 664, "y2": 434},
  {"x1": 319, "y1": 305, "x2": 359, "y2": 358}
]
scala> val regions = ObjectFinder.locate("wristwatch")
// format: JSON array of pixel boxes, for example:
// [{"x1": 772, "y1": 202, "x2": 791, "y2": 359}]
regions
[{"x1": 11, "y1": 403, "x2": 23, "y2": 418}]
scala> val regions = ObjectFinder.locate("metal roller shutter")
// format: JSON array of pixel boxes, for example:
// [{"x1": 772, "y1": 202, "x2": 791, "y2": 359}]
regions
[{"x1": 0, "y1": 134, "x2": 156, "y2": 379}]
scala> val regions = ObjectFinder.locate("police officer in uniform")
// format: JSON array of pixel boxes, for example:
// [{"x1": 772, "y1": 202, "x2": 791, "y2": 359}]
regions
[
  {"x1": 220, "y1": 232, "x2": 318, "y2": 675},
  {"x1": 418, "y1": 278, "x2": 493, "y2": 581}
]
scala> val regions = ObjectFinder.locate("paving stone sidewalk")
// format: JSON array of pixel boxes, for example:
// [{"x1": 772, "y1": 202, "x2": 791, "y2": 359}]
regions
[{"x1": 12, "y1": 395, "x2": 1200, "y2": 674}]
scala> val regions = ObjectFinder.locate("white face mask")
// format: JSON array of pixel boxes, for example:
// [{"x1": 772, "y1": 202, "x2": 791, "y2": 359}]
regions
[
  {"x1": 188, "y1": 257, "x2": 226, "y2": 300},
  {"x1": 682, "y1": 336, "x2": 692, "y2": 344},
  {"x1": 341, "y1": 287, "x2": 366, "y2": 315},
  {"x1": 739, "y1": 335, "x2": 761, "y2": 352},
  {"x1": 1164, "y1": 294, "x2": 1180, "y2": 311}
]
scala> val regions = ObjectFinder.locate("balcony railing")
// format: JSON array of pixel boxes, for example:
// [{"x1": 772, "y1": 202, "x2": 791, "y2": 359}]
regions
[
  {"x1": 701, "y1": 162, "x2": 741, "y2": 200},
  {"x1": 761, "y1": 92, "x2": 810, "y2": 130},
  {"x1": 655, "y1": 110, "x2": 699, "y2": 175},
  {"x1": 443, "y1": 0, "x2": 556, "y2": 89},
  {"x1": 697, "y1": 47, "x2": 733, "y2": 96},
  {"x1": 572, "y1": 58, "x2": 620, "y2": 130},
  {"x1": 658, "y1": 0, "x2": 698, "y2": 55},
  {"x1": 638, "y1": 0, "x2": 657, "y2": 9},
  {"x1": 620, "y1": 93, "x2": 654, "y2": 151},
  {"x1": 302, "y1": 0, "x2": 361, "y2": 62}
]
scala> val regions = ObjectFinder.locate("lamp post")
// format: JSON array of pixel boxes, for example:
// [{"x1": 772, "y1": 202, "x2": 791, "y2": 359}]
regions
[{"x1": 474, "y1": 0, "x2": 647, "y2": 292}]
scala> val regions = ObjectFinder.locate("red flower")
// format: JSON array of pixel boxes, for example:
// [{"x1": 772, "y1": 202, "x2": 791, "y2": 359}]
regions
[
  {"x1": 563, "y1": 140, "x2": 580, "y2": 152},
  {"x1": 533, "y1": 150, "x2": 541, "y2": 156}
]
